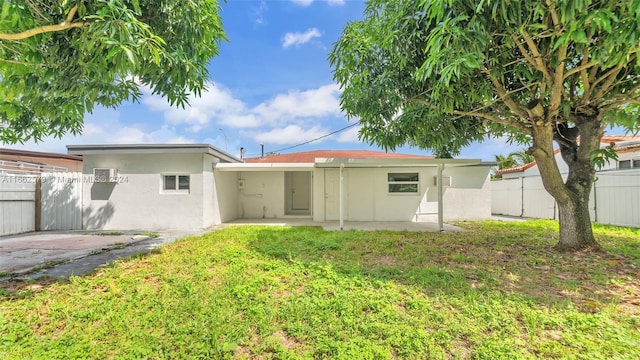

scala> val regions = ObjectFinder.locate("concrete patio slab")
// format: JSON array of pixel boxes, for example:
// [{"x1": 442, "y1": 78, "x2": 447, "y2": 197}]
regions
[
  {"x1": 225, "y1": 219, "x2": 464, "y2": 232},
  {"x1": 0, "y1": 230, "x2": 202, "y2": 277}
]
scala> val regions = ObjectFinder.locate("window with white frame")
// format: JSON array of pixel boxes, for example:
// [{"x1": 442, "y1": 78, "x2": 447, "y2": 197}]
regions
[
  {"x1": 618, "y1": 159, "x2": 640, "y2": 170},
  {"x1": 388, "y1": 172, "x2": 419, "y2": 194},
  {"x1": 162, "y1": 174, "x2": 190, "y2": 193}
]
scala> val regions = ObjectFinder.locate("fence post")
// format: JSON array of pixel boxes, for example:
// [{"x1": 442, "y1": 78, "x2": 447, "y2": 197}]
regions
[
  {"x1": 592, "y1": 182, "x2": 598, "y2": 222},
  {"x1": 35, "y1": 176, "x2": 41, "y2": 231},
  {"x1": 520, "y1": 177, "x2": 524, "y2": 217}
]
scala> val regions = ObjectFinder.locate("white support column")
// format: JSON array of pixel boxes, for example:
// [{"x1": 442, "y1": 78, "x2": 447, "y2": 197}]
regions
[
  {"x1": 437, "y1": 163, "x2": 444, "y2": 232},
  {"x1": 339, "y1": 163, "x2": 344, "y2": 230}
]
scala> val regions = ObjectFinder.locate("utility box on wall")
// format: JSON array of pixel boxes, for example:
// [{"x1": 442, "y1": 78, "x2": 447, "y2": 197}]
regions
[{"x1": 434, "y1": 176, "x2": 452, "y2": 187}]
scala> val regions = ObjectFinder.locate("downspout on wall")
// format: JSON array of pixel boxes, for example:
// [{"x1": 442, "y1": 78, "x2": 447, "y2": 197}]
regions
[
  {"x1": 437, "y1": 163, "x2": 444, "y2": 232},
  {"x1": 339, "y1": 163, "x2": 344, "y2": 230}
]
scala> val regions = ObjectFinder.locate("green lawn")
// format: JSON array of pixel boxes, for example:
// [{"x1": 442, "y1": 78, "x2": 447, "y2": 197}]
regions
[{"x1": 1, "y1": 220, "x2": 638, "y2": 359}]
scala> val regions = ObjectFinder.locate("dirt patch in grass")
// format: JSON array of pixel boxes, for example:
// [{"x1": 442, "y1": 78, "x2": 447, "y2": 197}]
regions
[{"x1": 0, "y1": 277, "x2": 62, "y2": 300}]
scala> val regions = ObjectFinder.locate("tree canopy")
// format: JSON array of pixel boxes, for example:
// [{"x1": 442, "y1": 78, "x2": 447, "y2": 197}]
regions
[
  {"x1": 330, "y1": 0, "x2": 640, "y2": 250},
  {"x1": 0, "y1": 0, "x2": 226, "y2": 143}
]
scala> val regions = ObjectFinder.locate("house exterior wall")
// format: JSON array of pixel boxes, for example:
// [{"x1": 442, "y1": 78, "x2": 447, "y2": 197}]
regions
[
  {"x1": 310, "y1": 166, "x2": 491, "y2": 222},
  {"x1": 238, "y1": 171, "x2": 285, "y2": 219},
  {"x1": 213, "y1": 170, "x2": 239, "y2": 223},
  {"x1": 502, "y1": 147, "x2": 640, "y2": 179},
  {"x1": 617, "y1": 148, "x2": 640, "y2": 168},
  {"x1": 442, "y1": 167, "x2": 493, "y2": 220},
  {"x1": 312, "y1": 168, "x2": 325, "y2": 222},
  {"x1": 0, "y1": 151, "x2": 82, "y2": 172},
  {"x1": 81, "y1": 153, "x2": 205, "y2": 230}
]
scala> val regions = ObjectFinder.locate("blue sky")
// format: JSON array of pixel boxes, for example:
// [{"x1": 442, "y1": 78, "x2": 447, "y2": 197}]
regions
[{"x1": 12, "y1": 0, "x2": 531, "y2": 160}]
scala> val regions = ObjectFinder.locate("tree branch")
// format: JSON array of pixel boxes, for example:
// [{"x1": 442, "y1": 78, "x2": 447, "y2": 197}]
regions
[
  {"x1": 563, "y1": 60, "x2": 597, "y2": 80},
  {"x1": 451, "y1": 110, "x2": 531, "y2": 134},
  {"x1": 482, "y1": 66, "x2": 529, "y2": 119},
  {"x1": 579, "y1": 44, "x2": 593, "y2": 105},
  {"x1": 591, "y1": 61, "x2": 628, "y2": 101},
  {"x1": 545, "y1": 0, "x2": 561, "y2": 29},
  {"x1": 548, "y1": 41, "x2": 568, "y2": 118},
  {"x1": 519, "y1": 31, "x2": 553, "y2": 83},
  {"x1": 0, "y1": 5, "x2": 85, "y2": 41},
  {"x1": 0, "y1": 58, "x2": 38, "y2": 66},
  {"x1": 599, "y1": 84, "x2": 640, "y2": 112}
]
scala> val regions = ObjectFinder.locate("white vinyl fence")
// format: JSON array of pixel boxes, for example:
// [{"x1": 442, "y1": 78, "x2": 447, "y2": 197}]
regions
[
  {"x1": 492, "y1": 168, "x2": 640, "y2": 228},
  {"x1": 0, "y1": 175, "x2": 37, "y2": 235},
  {"x1": 40, "y1": 172, "x2": 83, "y2": 231},
  {"x1": 0, "y1": 172, "x2": 82, "y2": 236}
]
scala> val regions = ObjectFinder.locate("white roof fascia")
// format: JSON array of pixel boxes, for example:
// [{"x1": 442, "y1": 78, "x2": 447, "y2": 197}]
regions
[
  {"x1": 215, "y1": 162, "x2": 315, "y2": 171},
  {"x1": 314, "y1": 157, "x2": 483, "y2": 168},
  {"x1": 66, "y1": 144, "x2": 242, "y2": 163}
]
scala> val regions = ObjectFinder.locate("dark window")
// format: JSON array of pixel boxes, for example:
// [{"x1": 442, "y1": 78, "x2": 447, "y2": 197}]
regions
[
  {"x1": 178, "y1": 175, "x2": 190, "y2": 190},
  {"x1": 163, "y1": 175, "x2": 190, "y2": 192},
  {"x1": 163, "y1": 175, "x2": 177, "y2": 190},
  {"x1": 388, "y1": 172, "x2": 419, "y2": 193},
  {"x1": 619, "y1": 160, "x2": 632, "y2": 170},
  {"x1": 388, "y1": 173, "x2": 419, "y2": 182}
]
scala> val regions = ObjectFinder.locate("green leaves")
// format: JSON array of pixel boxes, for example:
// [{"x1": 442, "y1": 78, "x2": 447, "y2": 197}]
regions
[
  {"x1": 330, "y1": 0, "x2": 640, "y2": 156},
  {"x1": 590, "y1": 145, "x2": 619, "y2": 170},
  {"x1": 0, "y1": 0, "x2": 227, "y2": 143}
]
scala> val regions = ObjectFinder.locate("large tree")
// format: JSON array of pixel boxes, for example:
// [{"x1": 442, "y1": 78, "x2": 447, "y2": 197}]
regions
[
  {"x1": 330, "y1": 0, "x2": 640, "y2": 251},
  {"x1": 0, "y1": 0, "x2": 225, "y2": 143}
]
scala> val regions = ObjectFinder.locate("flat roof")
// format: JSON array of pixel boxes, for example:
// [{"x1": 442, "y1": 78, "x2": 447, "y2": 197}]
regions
[
  {"x1": 1, "y1": 148, "x2": 83, "y2": 162},
  {"x1": 314, "y1": 157, "x2": 483, "y2": 167},
  {"x1": 67, "y1": 144, "x2": 242, "y2": 163},
  {"x1": 245, "y1": 150, "x2": 433, "y2": 163},
  {"x1": 216, "y1": 157, "x2": 491, "y2": 171}
]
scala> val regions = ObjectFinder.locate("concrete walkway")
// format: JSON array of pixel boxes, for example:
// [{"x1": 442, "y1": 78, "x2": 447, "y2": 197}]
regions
[{"x1": 0, "y1": 230, "x2": 203, "y2": 281}]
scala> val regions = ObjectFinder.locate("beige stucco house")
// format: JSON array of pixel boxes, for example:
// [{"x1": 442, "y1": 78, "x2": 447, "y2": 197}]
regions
[{"x1": 67, "y1": 145, "x2": 494, "y2": 231}]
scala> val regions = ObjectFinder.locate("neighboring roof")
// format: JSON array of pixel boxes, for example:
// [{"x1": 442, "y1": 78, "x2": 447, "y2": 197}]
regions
[
  {"x1": 0, "y1": 148, "x2": 82, "y2": 162},
  {"x1": 496, "y1": 135, "x2": 640, "y2": 175},
  {"x1": 244, "y1": 150, "x2": 433, "y2": 163},
  {"x1": 67, "y1": 144, "x2": 242, "y2": 163}
]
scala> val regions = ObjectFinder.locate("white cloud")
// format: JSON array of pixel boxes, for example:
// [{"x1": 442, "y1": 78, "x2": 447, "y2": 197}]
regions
[
  {"x1": 252, "y1": 84, "x2": 341, "y2": 124},
  {"x1": 290, "y1": 0, "x2": 345, "y2": 6},
  {"x1": 252, "y1": 125, "x2": 328, "y2": 145},
  {"x1": 221, "y1": 114, "x2": 261, "y2": 128},
  {"x1": 6, "y1": 108, "x2": 196, "y2": 154},
  {"x1": 142, "y1": 82, "x2": 248, "y2": 129},
  {"x1": 142, "y1": 81, "x2": 342, "y2": 131},
  {"x1": 282, "y1": 28, "x2": 321, "y2": 48},
  {"x1": 291, "y1": 0, "x2": 314, "y2": 6},
  {"x1": 254, "y1": 1, "x2": 268, "y2": 24},
  {"x1": 336, "y1": 124, "x2": 361, "y2": 143}
]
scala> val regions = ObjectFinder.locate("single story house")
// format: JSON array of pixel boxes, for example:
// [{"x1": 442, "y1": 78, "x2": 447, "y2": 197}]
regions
[
  {"x1": 497, "y1": 136, "x2": 640, "y2": 179},
  {"x1": 67, "y1": 145, "x2": 494, "y2": 231},
  {"x1": 492, "y1": 136, "x2": 640, "y2": 227},
  {"x1": 1, "y1": 148, "x2": 82, "y2": 174}
]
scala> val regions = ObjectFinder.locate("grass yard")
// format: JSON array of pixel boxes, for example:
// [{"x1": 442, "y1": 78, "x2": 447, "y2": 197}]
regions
[{"x1": 1, "y1": 220, "x2": 638, "y2": 359}]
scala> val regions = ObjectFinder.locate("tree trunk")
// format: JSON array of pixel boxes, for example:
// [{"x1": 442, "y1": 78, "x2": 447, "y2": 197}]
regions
[
  {"x1": 529, "y1": 119, "x2": 603, "y2": 252},
  {"x1": 555, "y1": 194, "x2": 600, "y2": 251}
]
